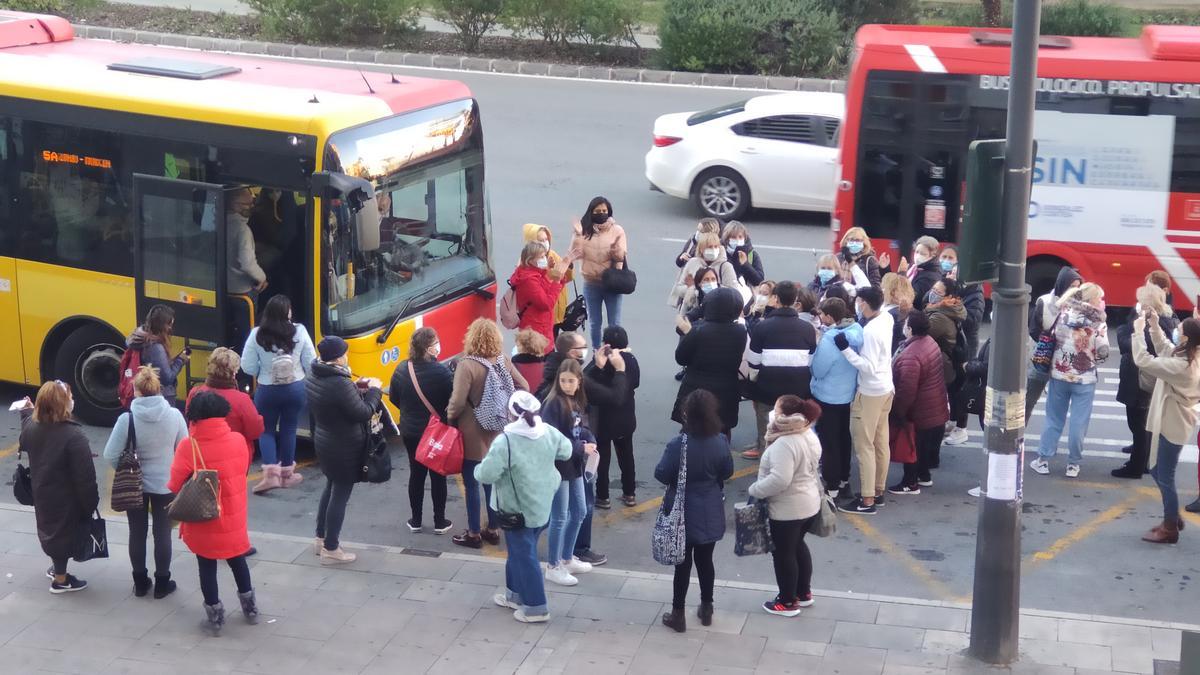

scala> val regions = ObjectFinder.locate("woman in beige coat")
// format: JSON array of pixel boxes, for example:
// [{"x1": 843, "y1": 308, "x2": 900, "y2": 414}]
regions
[
  {"x1": 1132, "y1": 313, "x2": 1200, "y2": 544},
  {"x1": 570, "y1": 196, "x2": 627, "y2": 348},
  {"x1": 448, "y1": 319, "x2": 529, "y2": 548}
]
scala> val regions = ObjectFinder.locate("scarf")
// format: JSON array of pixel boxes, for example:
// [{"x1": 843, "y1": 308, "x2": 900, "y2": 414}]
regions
[
  {"x1": 764, "y1": 412, "x2": 812, "y2": 445},
  {"x1": 204, "y1": 373, "x2": 238, "y2": 390}
]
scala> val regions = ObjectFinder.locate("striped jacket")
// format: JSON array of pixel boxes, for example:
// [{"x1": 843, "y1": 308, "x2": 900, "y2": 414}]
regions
[{"x1": 747, "y1": 307, "x2": 818, "y2": 405}]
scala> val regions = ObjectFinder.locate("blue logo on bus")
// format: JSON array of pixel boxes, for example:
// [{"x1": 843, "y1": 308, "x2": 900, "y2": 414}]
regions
[{"x1": 381, "y1": 347, "x2": 401, "y2": 365}]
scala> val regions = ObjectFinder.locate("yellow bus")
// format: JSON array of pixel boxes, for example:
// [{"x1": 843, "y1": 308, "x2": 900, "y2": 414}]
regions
[{"x1": 0, "y1": 11, "x2": 498, "y2": 423}]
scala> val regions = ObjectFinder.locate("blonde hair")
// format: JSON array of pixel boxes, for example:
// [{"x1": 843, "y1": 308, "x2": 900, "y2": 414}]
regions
[
  {"x1": 696, "y1": 232, "x2": 721, "y2": 251},
  {"x1": 464, "y1": 318, "x2": 503, "y2": 359},
  {"x1": 696, "y1": 218, "x2": 721, "y2": 236},
  {"x1": 520, "y1": 241, "x2": 546, "y2": 267},
  {"x1": 839, "y1": 226, "x2": 873, "y2": 255},
  {"x1": 206, "y1": 347, "x2": 241, "y2": 381},
  {"x1": 1137, "y1": 283, "x2": 1170, "y2": 316},
  {"x1": 33, "y1": 381, "x2": 72, "y2": 424},
  {"x1": 816, "y1": 253, "x2": 840, "y2": 270},
  {"x1": 133, "y1": 365, "x2": 162, "y2": 397},
  {"x1": 882, "y1": 272, "x2": 915, "y2": 309},
  {"x1": 514, "y1": 328, "x2": 549, "y2": 356},
  {"x1": 1060, "y1": 282, "x2": 1104, "y2": 307}
]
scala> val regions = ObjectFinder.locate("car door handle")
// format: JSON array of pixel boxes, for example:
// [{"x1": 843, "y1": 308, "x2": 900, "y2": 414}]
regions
[{"x1": 740, "y1": 147, "x2": 758, "y2": 155}]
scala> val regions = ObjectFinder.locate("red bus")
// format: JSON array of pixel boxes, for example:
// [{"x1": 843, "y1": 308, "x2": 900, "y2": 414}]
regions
[{"x1": 834, "y1": 24, "x2": 1200, "y2": 306}]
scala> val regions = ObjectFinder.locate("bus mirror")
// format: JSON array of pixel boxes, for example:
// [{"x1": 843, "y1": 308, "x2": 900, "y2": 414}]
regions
[
  {"x1": 311, "y1": 171, "x2": 381, "y2": 251},
  {"x1": 959, "y1": 139, "x2": 1006, "y2": 284}
]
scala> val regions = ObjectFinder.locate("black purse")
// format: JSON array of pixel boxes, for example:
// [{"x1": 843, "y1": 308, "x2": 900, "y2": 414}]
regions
[
  {"x1": 601, "y1": 256, "x2": 637, "y2": 295},
  {"x1": 74, "y1": 509, "x2": 109, "y2": 562},
  {"x1": 556, "y1": 279, "x2": 588, "y2": 334},
  {"x1": 360, "y1": 399, "x2": 394, "y2": 484},
  {"x1": 493, "y1": 434, "x2": 526, "y2": 530},
  {"x1": 12, "y1": 448, "x2": 32, "y2": 506}
]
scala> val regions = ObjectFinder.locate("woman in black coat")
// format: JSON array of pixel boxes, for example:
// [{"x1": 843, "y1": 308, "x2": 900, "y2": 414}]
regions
[
  {"x1": 672, "y1": 287, "x2": 747, "y2": 436},
  {"x1": 657, "y1": 390, "x2": 735, "y2": 633},
  {"x1": 305, "y1": 336, "x2": 383, "y2": 564},
  {"x1": 20, "y1": 381, "x2": 100, "y2": 593},
  {"x1": 588, "y1": 325, "x2": 641, "y2": 508},
  {"x1": 390, "y1": 327, "x2": 454, "y2": 533}
]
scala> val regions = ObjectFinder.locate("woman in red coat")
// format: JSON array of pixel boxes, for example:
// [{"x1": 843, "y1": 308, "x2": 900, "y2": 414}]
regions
[
  {"x1": 509, "y1": 241, "x2": 574, "y2": 348},
  {"x1": 168, "y1": 391, "x2": 258, "y2": 636},
  {"x1": 185, "y1": 347, "x2": 265, "y2": 461}
]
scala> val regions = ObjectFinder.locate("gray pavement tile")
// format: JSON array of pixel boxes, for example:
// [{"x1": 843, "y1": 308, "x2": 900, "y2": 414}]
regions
[
  {"x1": 317, "y1": 569, "x2": 413, "y2": 600},
  {"x1": 803, "y1": 597, "x2": 882, "y2": 624},
  {"x1": 386, "y1": 612, "x2": 469, "y2": 653},
  {"x1": 515, "y1": 646, "x2": 557, "y2": 674},
  {"x1": 534, "y1": 626, "x2": 585, "y2": 671},
  {"x1": 763, "y1": 637, "x2": 828, "y2": 657},
  {"x1": 344, "y1": 597, "x2": 425, "y2": 632},
  {"x1": 882, "y1": 666, "x2": 947, "y2": 675},
  {"x1": 696, "y1": 632, "x2": 767, "y2": 669},
  {"x1": 886, "y1": 650, "x2": 951, "y2": 669},
  {"x1": 248, "y1": 538, "x2": 310, "y2": 564},
  {"x1": 402, "y1": 577, "x2": 497, "y2": 605},
  {"x1": 753, "y1": 650, "x2": 823, "y2": 674},
  {"x1": 876, "y1": 604, "x2": 970, "y2": 632},
  {"x1": 1110, "y1": 646, "x2": 1156, "y2": 675},
  {"x1": 427, "y1": 638, "x2": 511, "y2": 674},
  {"x1": 617, "y1": 577, "x2": 674, "y2": 604},
  {"x1": 1019, "y1": 615, "x2": 1060, "y2": 641},
  {"x1": 373, "y1": 552, "x2": 464, "y2": 581},
  {"x1": 743, "y1": 613, "x2": 836, "y2": 642},
  {"x1": 922, "y1": 629, "x2": 971, "y2": 655},
  {"x1": 0, "y1": 644, "x2": 68, "y2": 672},
  {"x1": 1019, "y1": 637, "x2": 1113, "y2": 671},
  {"x1": 712, "y1": 586, "x2": 776, "y2": 614},
  {"x1": 1151, "y1": 628, "x2": 1182, "y2": 659},
  {"x1": 458, "y1": 606, "x2": 549, "y2": 645},
  {"x1": 566, "y1": 595, "x2": 663, "y2": 625},
  {"x1": 323, "y1": 621, "x2": 400, "y2": 657},
  {"x1": 1058, "y1": 618, "x2": 1154, "y2": 648},
  {"x1": 692, "y1": 666, "x2": 754, "y2": 675},
  {"x1": 299, "y1": 633, "x2": 382, "y2": 674},
  {"x1": 629, "y1": 633, "x2": 704, "y2": 674},
  {"x1": 105, "y1": 657, "x2": 183, "y2": 674},
  {"x1": 36, "y1": 633, "x2": 137, "y2": 673},
  {"x1": 682, "y1": 607, "x2": 749, "y2": 635},
  {"x1": 247, "y1": 560, "x2": 332, "y2": 589},
  {"x1": 119, "y1": 628, "x2": 203, "y2": 665},
  {"x1": 832, "y1": 621, "x2": 926, "y2": 651},
  {"x1": 451, "y1": 560, "x2": 507, "y2": 587},
  {"x1": 236, "y1": 634, "x2": 323, "y2": 674},
  {"x1": 180, "y1": 641, "x2": 257, "y2": 672},
  {"x1": 564, "y1": 618, "x2": 649, "y2": 657},
  {"x1": 552, "y1": 649, "x2": 633, "y2": 674},
  {"x1": 494, "y1": 635, "x2": 542, "y2": 675},
  {"x1": 360, "y1": 643, "x2": 440, "y2": 674},
  {"x1": 269, "y1": 597, "x2": 359, "y2": 641},
  {"x1": 821, "y1": 644, "x2": 888, "y2": 675},
  {"x1": 1007, "y1": 664, "x2": 1077, "y2": 675},
  {"x1": 544, "y1": 572, "x2": 628, "y2": 597}
]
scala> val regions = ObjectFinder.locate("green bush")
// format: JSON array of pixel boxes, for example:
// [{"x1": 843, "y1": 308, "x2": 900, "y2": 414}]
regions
[
  {"x1": 819, "y1": 0, "x2": 919, "y2": 30},
  {"x1": 429, "y1": 0, "x2": 505, "y2": 51},
  {"x1": 245, "y1": 0, "x2": 421, "y2": 44},
  {"x1": 502, "y1": 0, "x2": 639, "y2": 48},
  {"x1": 1041, "y1": 0, "x2": 1128, "y2": 37},
  {"x1": 658, "y1": 0, "x2": 843, "y2": 77},
  {"x1": 0, "y1": 0, "x2": 98, "y2": 13}
]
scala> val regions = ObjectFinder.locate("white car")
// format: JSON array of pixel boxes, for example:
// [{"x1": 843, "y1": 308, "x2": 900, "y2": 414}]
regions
[{"x1": 645, "y1": 92, "x2": 845, "y2": 220}]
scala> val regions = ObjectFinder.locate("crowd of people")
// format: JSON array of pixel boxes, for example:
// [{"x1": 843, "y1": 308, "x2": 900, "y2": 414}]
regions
[{"x1": 13, "y1": 205, "x2": 1200, "y2": 635}]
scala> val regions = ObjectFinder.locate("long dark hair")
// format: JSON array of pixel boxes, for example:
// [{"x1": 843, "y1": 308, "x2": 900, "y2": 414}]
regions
[
  {"x1": 143, "y1": 304, "x2": 175, "y2": 343},
  {"x1": 544, "y1": 358, "x2": 588, "y2": 414},
  {"x1": 580, "y1": 196, "x2": 613, "y2": 240},
  {"x1": 1174, "y1": 318, "x2": 1200, "y2": 363},
  {"x1": 256, "y1": 295, "x2": 297, "y2": 353},
  {"x1": 681, "y1": 389, "x2": 721, "y2": 437}
]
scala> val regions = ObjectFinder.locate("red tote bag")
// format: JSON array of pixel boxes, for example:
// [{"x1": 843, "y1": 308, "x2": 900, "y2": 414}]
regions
[
  {"x1": 409, "y1": 362, "x2": 464, "y2": 476},
  {"x1": 889, "y1": 421, "x2": 917, "y2": 465}
]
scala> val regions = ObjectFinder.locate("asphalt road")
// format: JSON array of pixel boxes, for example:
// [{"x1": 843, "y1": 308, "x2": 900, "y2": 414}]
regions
[{"x1": 0, "y1": 61, "x2": 1196, "y2": 623}]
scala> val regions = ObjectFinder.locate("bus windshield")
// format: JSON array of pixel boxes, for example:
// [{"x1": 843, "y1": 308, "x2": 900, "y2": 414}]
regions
[{"x1": 322, "y1": 99, "x2": 492, "y2": 336}]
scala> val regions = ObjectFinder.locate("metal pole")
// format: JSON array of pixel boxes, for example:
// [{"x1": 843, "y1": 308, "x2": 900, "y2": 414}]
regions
[{"x1": 969, "y1": 0, "x2": 1041, "y2": 665}]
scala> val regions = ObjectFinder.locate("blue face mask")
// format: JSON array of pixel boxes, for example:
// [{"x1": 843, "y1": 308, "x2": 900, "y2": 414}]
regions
[
  {"x1": 817, "y1": 269, "x2": 837, "y2": 284},
  {"x1": 846, "y1": 241, "x2": 864, "y2": 255},
  {"x1": 940, "y1": 259, "x2": 955, "y2": 274}
]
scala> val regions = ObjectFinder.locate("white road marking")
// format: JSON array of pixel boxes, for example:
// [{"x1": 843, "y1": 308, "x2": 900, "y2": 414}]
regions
[{"x1": 952, "y1": 440, "x2": 1198, "y2": 464}]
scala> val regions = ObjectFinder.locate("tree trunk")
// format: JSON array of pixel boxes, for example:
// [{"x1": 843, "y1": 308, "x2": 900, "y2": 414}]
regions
[{"x1": 981, "y1": 0, "x2": 1003, "y2": 26}]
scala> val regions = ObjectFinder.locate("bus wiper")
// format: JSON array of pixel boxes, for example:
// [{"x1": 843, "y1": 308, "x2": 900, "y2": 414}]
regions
[{"x1": 377, "y1": 276, "x2": 459, "y2": 344}]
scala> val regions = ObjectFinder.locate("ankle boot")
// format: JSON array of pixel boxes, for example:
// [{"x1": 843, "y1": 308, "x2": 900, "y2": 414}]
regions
[
  {"x1": 253, "y1": 464, "x2": 282, "y2": 494},
  {"x1": 203, "y1": 602, "x2": 225, "y2": 636},
  {"x1": 662, "y1": 608, "x2": 686, "y2": 633},
  {"x1": 280, "y1": 464, "x2": 304, "y2": 488},
  {"x1": 1186, "y1": 498, "x2": 1200, "y2": 514},
  {"x1": 154, "y1": 572, "x2": 177, "y2": 599},
  {"x1": 237, "y1": 590, "x2": 259, "y2": 625},
  {"x1": 1142, "y1": 519, "x2": 1180, "y2": 544},
  {"x1": 132, "y1": 570, "x2": 151, "y2": 598},
  {"x1": 698, "y1": 602, "x2": 714, "y2": 626}
]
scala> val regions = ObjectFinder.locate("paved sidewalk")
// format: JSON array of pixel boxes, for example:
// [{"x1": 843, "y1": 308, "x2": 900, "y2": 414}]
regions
[{"x1": 0, "y1": 504, "x2": 1188, "y2": 674}]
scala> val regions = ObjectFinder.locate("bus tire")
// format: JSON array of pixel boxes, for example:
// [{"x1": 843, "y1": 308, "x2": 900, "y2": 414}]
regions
[
  {"x1": 1026, "y1": 257, "x2": 1066, "y2": 304},
  {"x1": 692, "y1": 168, "x2": 750, "y2": 221},
  {"x1": 52, "y1": 323, "x2": 124, "y2": 427}
]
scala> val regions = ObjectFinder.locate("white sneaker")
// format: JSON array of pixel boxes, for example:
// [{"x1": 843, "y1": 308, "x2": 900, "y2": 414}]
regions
[
  {"x1": 563, "y1": 557, "x2": 593, "y2": 575},
  {"x1": 319, "y1": 546, "x2": 357, "y2": 565},
  {"x1": 1065, "y1": 464, "x2": 1081, "y2": 478},
  {"x1": 513, "y1": 608, "x2": 549, "y2": 623},
  {"x1": 968, "y1": 486, "x2": 983, "y2": 497},
  {"x1": 544, "y1": 564, "x2": 578, "y2": 587},
  {"x1": 493, "y1": 593, "x2": 520, "y2": 610},
  {"x1": 944, "y1": 427, "x2": 970, "y2": 446},
  {"x1": 1030, "y1": 459, "x2": 1050, "y2": 475},
  {"x1": 313, "y1": 537, "x2": 324, "y2": 556}
]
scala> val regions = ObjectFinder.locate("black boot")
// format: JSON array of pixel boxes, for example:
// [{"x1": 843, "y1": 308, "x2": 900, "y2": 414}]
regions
[
  {"x1": 132, "y1": 570, "x2": 152, "y2": 598},
  {"x1": 1121, "y1": 444, "x2": 1133, "y2": 454},
  {"x1": 662, "y1": 608, "x2": 686, "y2": 633},
  {"x1": 698, "y1": 602, "x2": 714, "y2": 626},
  {"x1": 1187, "y1": 498, "x2": 1200, "y2": 514},
  {"x1": 153, "y1": 572, "x2": 177, "y2": 599},
  {"x1": 1111, "y1": 463, "x2": 1144, "y2": 479},
  {"x1": 238, "y1": 590, "x2": 259, "y2": 625}
]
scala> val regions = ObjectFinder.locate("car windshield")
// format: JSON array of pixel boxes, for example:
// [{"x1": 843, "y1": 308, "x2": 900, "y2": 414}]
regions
[
  {"x1": 322, "y1": 99, "x2": 492, "y2": 337},
  {"x1": 688, "y1": 99, "x2": 749, "y2": 126}
]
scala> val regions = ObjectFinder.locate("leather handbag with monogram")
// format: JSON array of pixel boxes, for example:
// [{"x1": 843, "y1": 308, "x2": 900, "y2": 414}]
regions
[
  {"x1": 168, "y1": 437, "x2": 221, "y2": 523},
  {"x1": 111, "y1": 415, "x2": 145, "y2": 512}
]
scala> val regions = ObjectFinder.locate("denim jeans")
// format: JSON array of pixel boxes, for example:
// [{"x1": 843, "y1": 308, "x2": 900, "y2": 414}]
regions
[
  {"x1": 1037, "y1": 379, "x2": 1095, "y2": 463},
  {"x1": 315, "y1": 479, "x2": 355, "y2": 550},
  {"x1": 1151, "y1": 436, "x2": 1183, "y2": 521},
  {"x1": 574, "y1": 475, "x2": 596, "y2": 554},
  {"x1": 582, "y1": 281, "x2": 622, "y2": 348},
  {"x1": 197, "y1": 554, "x2": 252, "y2": 606},
  {"x1": 504, "y1": 525, "x2": 548, "y2": 617},
  {"x1": 1025, "y1": 363, "x2": 1050, "y2": 422},
  {"x1": 255, "y1": 380, "x2": 306, "y2": 466},
  {"x1": 461, "y1": 459, "x2": 496, "y2": 533},
  {"x1": 546, "y1": 478, "x2": 586, "y2": 565}
]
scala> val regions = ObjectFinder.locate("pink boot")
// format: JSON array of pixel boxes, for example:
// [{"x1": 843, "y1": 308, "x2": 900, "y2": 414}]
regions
[
  {"x1": 252, "y1": 464, "x2": 282, "y2": 494},
  {"x1": 280, "y1": 464, "x2": 304, "y2": 488}
]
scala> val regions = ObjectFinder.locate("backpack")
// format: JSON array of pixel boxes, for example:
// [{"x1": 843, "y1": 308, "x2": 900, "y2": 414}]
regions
[
  {"x1": 498, "y1": 282, "x2": 523, "y2": 330},
  {"x1": 117, "y1": 346, "x2": 143, "y2": 409},
  {"x1": 467, "y1": 355, "x2": 516, "y2": 432},
  {"x1": 270, "y1": 347, "x2": 299, "y2": 384}
]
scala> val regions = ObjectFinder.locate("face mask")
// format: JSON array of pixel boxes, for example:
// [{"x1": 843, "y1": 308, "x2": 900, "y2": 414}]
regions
[
  {"x1": 846, "y1": 241, "x2": 864, "y2": 255},
  {"x1": 1173, "y1": 325, "x2": 1182, "y2": 344},
  {"x1": 537, "y1": 240, "x2": 550, "y2": 250},
  {"x1": 729, "y1": 238, "x2": 745, "y2": 248},
  {"x1": 573, "y1": 347, "x2": 589, "y2": 363},
  {"x1": 700, "y1": 282, "x2": 718, "y2": 293},
  {"x1": 903, "y1": 324, "x2": 913, "y2": 339},
  {"x1": 928, "y1": 291, "x2": 944, "y2": 305},
  {"x1": 817, "y1": 269, "x2": 836, "y2": 284},
  {"x1": 535, "y1": 257, "x2": 548, "y2": 269},
  {"x1": 430, "y1": 343, "x2": 441, "y2": 359},
  {"x1": 914, "y1": 252, "x2": 931, "y2": 266},
  {"x1": 754, "y1": 294, "x2": 768, "y2": 307},
  {"x1": 856, "y1": 302, "x2": 865, "y2": 321},
  {"x1": 591, "y1": 212, "x2": 608, "y2": 225},
  {"x1": 767, "y1": 410, "x2": 777, "y2": 426},
  {"x1": 940, "y1": 259, "x2": 955, "y2": 274},
  {"x1": 703, "y1": 249, "x2": 718, "y2": 262}
]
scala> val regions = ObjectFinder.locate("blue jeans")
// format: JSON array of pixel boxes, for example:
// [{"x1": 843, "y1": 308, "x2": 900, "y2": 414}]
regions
[
  {"x1": 504, "y1": 525, "x2": 548, "y2": 617},
  {"x1": 1151, "y1": 436, "x2": 1183, "y2": 521},
  {"x1": 574, "y1": 475, "x2": 595, "y2": 554},
  {"x1": 461, "y1": 459, "x2": 495, "y2": 534},
  {"x1": 1037, "y1": 379, "x2": 1095, "y2": 463},
  {"x1": 546, "y1": 478, "x2": 586, "y2": 565},
  {"x1": 255, "y1": 380, "x2": 306, "y2": 466},
  {"x1": 582, "y1": 281, "x2": 622, "y2": 348}
]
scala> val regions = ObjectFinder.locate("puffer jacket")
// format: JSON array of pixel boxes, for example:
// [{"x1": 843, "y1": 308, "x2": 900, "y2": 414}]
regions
[
  {"x1": 891, "y1": 335, "x2": 949, "y2": 431},
  {"x1": 655, "y1": 432, "x2": 734, "y2": 545},
  {"x1": 672, "y1": 288, "x2": 748, "y2": 431},
  {"x1": 167, "y1": 418, "x2": 249, "y2": 560},
  {"x1": 508, "y1": 264, "x2": 567, "y2": 346},
  {"x1": 522, "y1": 223, "x2": 573, "y2": 325},
  {"x1": 1051, "y1": 298, "x2": 1109, "y2": 384},
  {"x1": 391, "y1": 358, "x2": 453, "y2": 439},
  {"x1": 837, "y1": 249, "x2": 882, "y2": 288},
  {"x1": 127, "y1": 328, "x2": 184, "y2": 403},
  {"x1": 570, "y1": 218, "x2": 627, "y2": 283},
  {"x1": 306, "y1": 360, "x2": 383, "y2": 483},
  {"x1": 747, "y1": 307, "x2": 818, "y2": 403},
  {"x1": 909, "y1": 258, "x2": 944, "y2": 310},
  {"x1": 725, "y1": 238, "x2": 765, "y2": 287},
  {"x1": 927, "y1": 298, "x2": 967, "y2": 356}
]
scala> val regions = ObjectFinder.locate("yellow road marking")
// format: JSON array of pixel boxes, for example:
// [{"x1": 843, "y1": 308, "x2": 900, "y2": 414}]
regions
[
  {"x1": 1025, "y1": 491, "x2": 1146, "y2": 568},
  {"x1": 842, "y1": 511, "x2": 967, "y2": 603},
  {"x1": 595, "y1": 465, "x2": 760, "y2": 528},
  {"x1": 0, "y1": 442, "x2": 18, "y2": 459}
]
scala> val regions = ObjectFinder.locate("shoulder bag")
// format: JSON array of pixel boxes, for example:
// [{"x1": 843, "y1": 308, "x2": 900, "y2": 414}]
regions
[
  {"x1": 556, "y1": 278, "x2": 588, "y2": 334},
  {"x1": 167, "y1": 437, "x2": 221, "y2": 523},
  {"x1": 601, "y1": 256, "x2": 637, "y2": 295},
  {"x1": 810, "y1": 478, "x2": 838, "y2": 538},
  {"x1": 651, "y1": 434, "x2": 688, "y2": 566},
  {"x1": 111, "y1": 415, "x2": 145, "y2": 512},
  {"x1": 1030, "y1": 315, "x2": 1060, "y2": 375},
  {"x1": 492, "y1": 434, "x2": 525, "y2": 530},
  {"x1": 12, "y1": 447, "x2": 32, "y2": 506},
  {"x1": 73, "y1": 508, "x2": 109, "y2": 562},
  {"x1": 734, "y1": 496, "x2": 773, "y2": 557},
  {"x1": 411, "y1": 361, "x2": 464, "y2": 476}
]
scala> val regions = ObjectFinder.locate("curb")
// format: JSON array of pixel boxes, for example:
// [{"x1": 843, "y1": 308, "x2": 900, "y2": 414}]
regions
[{"x1": 70, "y1": 24, "x2": 846, "y2": 93}]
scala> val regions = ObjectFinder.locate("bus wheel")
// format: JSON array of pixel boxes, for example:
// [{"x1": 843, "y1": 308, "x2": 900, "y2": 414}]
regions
[
  {"x1": 693, "y1": 168, "x2": 750, "y2": 220},
  {"x1": 1026, "y1": 258, "x2": 1066, "y2": 303},
  {"x1": 53, "y1": 324, "x2": 124, "y2": 426}
]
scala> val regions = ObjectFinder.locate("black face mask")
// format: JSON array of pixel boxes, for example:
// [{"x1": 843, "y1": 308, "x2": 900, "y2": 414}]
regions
[{"x1": 591, "y1": 212, "x2": 609, "y2": 225}]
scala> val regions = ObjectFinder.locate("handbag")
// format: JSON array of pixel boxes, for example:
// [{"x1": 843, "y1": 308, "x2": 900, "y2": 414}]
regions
[
  {"x1": 492, "y1": 434, "x2": 526, "y2": 530},
  {"x1": 1030, "y1": 315, "x2": 1060, "y2": 374},
  {"x1": 73, "y1": 509, "x2": 109, "y2": 562},
  {"x1": 167, "y1": 437, "x2": 221, "y2": 523},
  {"x1": 362, "y1": 434, "x2": 393, "y2": 484},
  {"x1": 810, "y1": 479, "x2": 838, "y2": 538},
  {"x1": 111, "y1": 416, "x2": 144, "y2": 512},
  {"x1": 12, "y1": 448, "x2": 32, "y2": 507},
  {"x1": 410, "y1": 361, "x2": 464, "y2": 476},
  {"x1": 651, "y1": 434, "x2": 688, "y2": 566},
  {"x1": 556, "y1": 278, "x2": 588, "y2": 334},
  {"x1": 734, "y1": 497, "x2": 774, "y2": 557},
  {"x1": 889, "y1": 421, "x2": 917, "y2": 465},
  {"x1": 601, "y1": 256, "x2": 637, "y2": 295}
]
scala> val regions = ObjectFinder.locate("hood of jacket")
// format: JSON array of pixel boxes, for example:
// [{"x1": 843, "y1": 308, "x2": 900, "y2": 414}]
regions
[
  {"x1": 522, "y1": 223, "x2": 551, "y2": 246},
  {"x1": 1062, "y1": 297, "x2": 1104, "y2": 328},
  {"x1": 703, "y1": 287, "x2": 744, "y2": 323},
  {"x1": 1054, "y1": 267, "x2": 1083, "y2": 297},
  {"x1": 130, "y1": 394, "x2": 173, "y2": 424},
  {"x1": 509, "y1": 264, "x2": 548, "y2": 287},
  {"x1": 927, "y1": 297, "x2": 967, "y2": 323}
]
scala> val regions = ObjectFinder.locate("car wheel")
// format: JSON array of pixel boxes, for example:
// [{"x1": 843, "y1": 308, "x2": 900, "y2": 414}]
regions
[
  {"x1": 693, "y1": 168, "x2": 750, "y2": 220},
  {"x1": 52, "y1": 323, "x2": 124, "y2": 426}
]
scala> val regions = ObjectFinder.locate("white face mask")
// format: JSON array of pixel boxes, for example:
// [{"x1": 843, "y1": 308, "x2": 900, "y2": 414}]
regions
[
  {"x1": 700, "y1": 282, "x2": 718, "y2": 293},
  {"x1": 914, "y1": 251, "x2": 931, "y2": 266},
  {"x1": 754, "y1": 293, "x2": 768, "y2": 306},
  {"x1": 768, "y1": 410, "x2": 777, "y2": 426},
  {"x1": 537, "y1": 240, "x2": 550, "y2": 251},
  {"x1": 703, "y1": 248, "x2": 719, "y2": 262},
  {"x1": 429, "y1": 343, "x2": 441, "y2": 359},
  {"x1": 729, "y1": 238, "x2": 744, "y2": 248},
  {"x1": 535, "y1": 257, "x2": 548, "y2": 269}
]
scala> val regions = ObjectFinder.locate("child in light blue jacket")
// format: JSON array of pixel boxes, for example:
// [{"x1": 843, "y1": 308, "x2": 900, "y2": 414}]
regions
[{"x1": 811, "y1": 297, "x2": 863, "y2": 497}]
